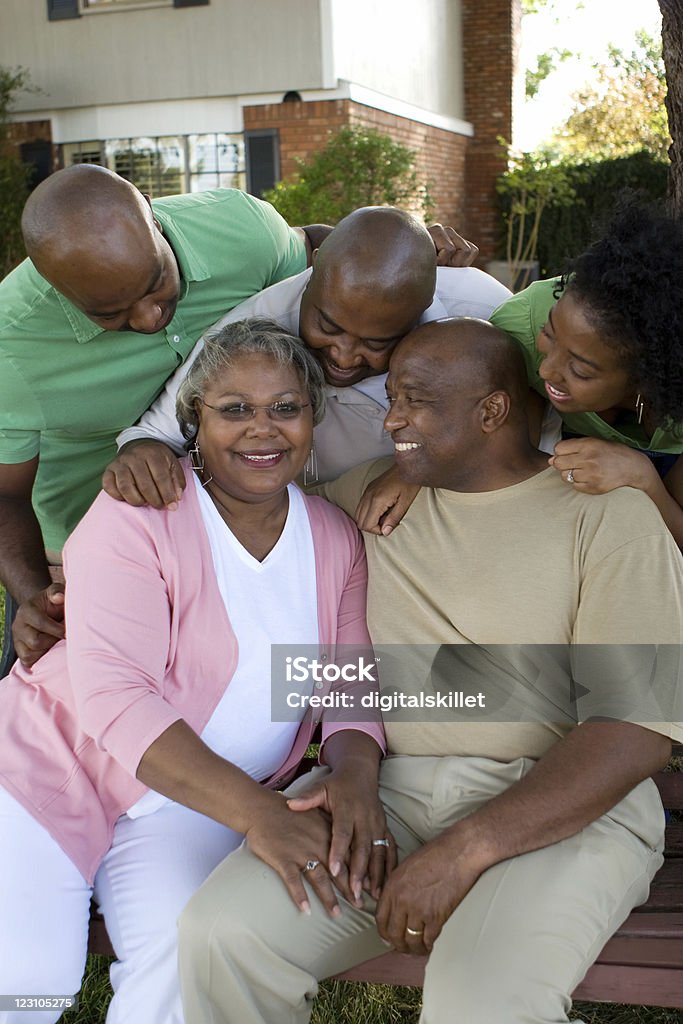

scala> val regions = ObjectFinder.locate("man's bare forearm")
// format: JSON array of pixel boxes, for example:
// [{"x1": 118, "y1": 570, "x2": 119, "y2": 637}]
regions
[
  {"x1": 447, "y1": 721, "x2": 671, "y2": 878},
  {"x1": 0, "y1": 498, "x2": 51, "y2": 602}
]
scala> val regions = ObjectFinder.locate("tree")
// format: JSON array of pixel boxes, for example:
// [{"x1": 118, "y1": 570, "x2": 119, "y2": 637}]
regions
[
  {"x1": 658, "y1": 0, "x2": 683, "y2": 216},
  {"x1": 496, "y1": 149, "x2": 577, "y2": 288},
  {"x1": 553, "y1": 31, "x2": 670, "y2": 160},
  {"x1": 0, "y1": 66, "x2": 33, "y2": 278},
  {"x1": 521, "y1": 0, "x2": 577, "y2": 100},
  {"x1": 525, "y1": 48, "x2": 572, "y2": 100},
  {"x1": 262, "y1": 126, "x2": 434, "y2": 226}
]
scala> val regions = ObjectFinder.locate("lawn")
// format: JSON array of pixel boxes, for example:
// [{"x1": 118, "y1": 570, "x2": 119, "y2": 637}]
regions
[
  {"x1": 59, "y1": 957, "x2": 683, "y2": 1024},
  {"x1": 1, "y1": 587, "x2": 680, "y2": 1024}
]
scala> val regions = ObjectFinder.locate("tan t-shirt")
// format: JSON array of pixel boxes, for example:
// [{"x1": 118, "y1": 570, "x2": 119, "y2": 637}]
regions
[{"x1": 320, "y1": 464, "x2": 683, "y2": 760}]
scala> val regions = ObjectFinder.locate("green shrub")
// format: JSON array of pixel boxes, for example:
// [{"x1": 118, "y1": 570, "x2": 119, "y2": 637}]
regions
[
  {"x1": 497, "y1": 150, "x2": 668, "y2": 278},
  {"x1": 263, "y1": 125, "x2": 434, "y2": 226}
]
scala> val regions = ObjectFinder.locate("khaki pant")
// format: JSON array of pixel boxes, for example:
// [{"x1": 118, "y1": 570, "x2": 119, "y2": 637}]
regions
[{"x1": 179, "y1": 754, "x2": 664, "y2": 1024}]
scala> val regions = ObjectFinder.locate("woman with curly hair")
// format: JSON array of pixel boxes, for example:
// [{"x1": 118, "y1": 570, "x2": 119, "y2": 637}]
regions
[{"x1": 489, "y1": 200, "x2": 683, "y2": 548}]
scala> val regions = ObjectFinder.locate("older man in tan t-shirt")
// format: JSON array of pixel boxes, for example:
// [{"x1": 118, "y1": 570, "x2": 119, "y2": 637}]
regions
[{"x1": 179, "y1": 319, "x2": 683, "y2": 1024}]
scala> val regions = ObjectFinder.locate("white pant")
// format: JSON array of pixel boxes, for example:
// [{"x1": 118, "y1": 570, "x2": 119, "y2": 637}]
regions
[{"x1": 0, "y1": 788, "x2": 243, "y2": 1024}]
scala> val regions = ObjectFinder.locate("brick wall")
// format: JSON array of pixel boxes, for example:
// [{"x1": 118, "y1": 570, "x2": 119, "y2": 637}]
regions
[
  {"x1": 5, "y1": 120, "x2": 57, "y2": 188},
  {"x1": 462, "y1": 0, "x2": 521, "y2": 261},
  {"x1": 243, "y1": 0, "x2": 521, "y2": 263},
  {"x1": 244, "y1": 100, "x2": 349, "y2": 182},
  {"x1": 347, "y1": 103, "x2": 468, "y2": 229},
  {"x1": 243, "y1": 99, "x2": 468, "y2": 229},
  {"x1": 7, "y1": 119, "x2": 53, "y2": 147}
]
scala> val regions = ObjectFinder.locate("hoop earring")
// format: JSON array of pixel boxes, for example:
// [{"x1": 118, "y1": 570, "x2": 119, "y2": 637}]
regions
[
  {"x1": 635, "y1": 394, "x2": 644, "y2": 425},
  {"x1": 303, "y1": 446, "x2": 319, "y2": 487},
  {"x1": 189, "y1": 439, "x2": 213, "y2": 487}
]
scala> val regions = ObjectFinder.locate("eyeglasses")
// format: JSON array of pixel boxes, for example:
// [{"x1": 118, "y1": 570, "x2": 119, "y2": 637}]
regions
[{"x1": 200, "y1": 399, "x2": 311, "y2": 422}]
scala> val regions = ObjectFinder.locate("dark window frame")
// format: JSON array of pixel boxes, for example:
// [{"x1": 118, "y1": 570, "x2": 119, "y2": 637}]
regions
[{"x1": 245, "y1": 128, "x2": 280, "y2": 199}]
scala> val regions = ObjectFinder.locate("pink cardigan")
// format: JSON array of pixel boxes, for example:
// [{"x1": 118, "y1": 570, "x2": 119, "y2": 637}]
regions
[{"x1": 0, "y1": 464, "x2": 383, "y2": 882}]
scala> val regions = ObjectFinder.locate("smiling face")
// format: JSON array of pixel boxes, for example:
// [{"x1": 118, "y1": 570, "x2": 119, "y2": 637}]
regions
[
  {"x1": 536, "y1": 292, "x2": 633, "y2": 415},
  {"x1": 298, "y1": 263, "x2": 427, "y2": 388},
  {"x1": 383, "y1": 327, "x2": 491, "y2": 490},
  {"x1": 35, "y1": 204, "x2": 181, "y2": 335},
  {"x1": 195, "y1": 352, "x2": 314, "y2": 506}
]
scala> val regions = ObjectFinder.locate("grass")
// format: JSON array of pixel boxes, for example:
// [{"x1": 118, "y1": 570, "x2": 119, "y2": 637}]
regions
[
  {"x1": 60, "y1": 959, "x2": 683, "y2": 1024},
  {"x1": 2, "y1": 586, "x2": 680, "y2": 1024}
]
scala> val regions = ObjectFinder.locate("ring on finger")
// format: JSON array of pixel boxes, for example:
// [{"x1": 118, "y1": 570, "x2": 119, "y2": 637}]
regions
[
  {"x1": 372, "y1": 838, "x2": 390, "y2": 848},
  {"x1": 566, "y1": 469, "x2": 575, "y2": 484},
  {"x1": 303, "y1": 859, "x2": 320, "y2": 873},
  {"x1": 405, "y1": 926, "x2": 424, "y2": 937}
]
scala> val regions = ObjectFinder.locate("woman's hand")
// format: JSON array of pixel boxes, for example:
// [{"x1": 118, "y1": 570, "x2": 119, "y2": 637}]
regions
[
  {"x1": 549, "y1": 438, "x2": 658, "y2": 494},
  {"x1": 243, "y1": 791, "x2": 347, "y2": 917},
  {"x1": 355, "y1": 464, "x2": 421, "y2": 535},
  {"x1": 288, "y1": 763, "x2": 397, "y2": 903}
]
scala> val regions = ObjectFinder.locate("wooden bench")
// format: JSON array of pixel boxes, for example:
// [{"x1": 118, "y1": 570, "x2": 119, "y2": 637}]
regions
[{"x1": 88, "y1": 768, "x2": 683, "y2": 1010}]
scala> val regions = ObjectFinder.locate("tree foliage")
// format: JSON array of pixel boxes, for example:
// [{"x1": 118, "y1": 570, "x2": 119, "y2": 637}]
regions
[
  {"x1": 497, "y1": 151, "x2": 668, "y2": 277},
  {"x1": 262, "y1": 125, "x2": 434, "y2": 226},
  {"x1": 0, "y1": 66, "x2": 33, "y2": 279},
  {"x1": 525, "y1": 48, "x2": 572, "y2": 100},
  {"x1": 553, "y1": 31, "x2": 670, "y2": 160},
  {"x1": 496, "y1": 149, "x2": 577, "y2": 288}
]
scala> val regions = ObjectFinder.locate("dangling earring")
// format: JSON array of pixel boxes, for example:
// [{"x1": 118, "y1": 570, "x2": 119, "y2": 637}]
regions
[
  {"x1": 635, "y1": 394, "x2": 644, "y2": 425},
  {"x1": 303, "y1": 446, "x2": 319, "y2": 487},
  {"x1": 189, "y1": 439, "x2": 213, "y2": 487}
]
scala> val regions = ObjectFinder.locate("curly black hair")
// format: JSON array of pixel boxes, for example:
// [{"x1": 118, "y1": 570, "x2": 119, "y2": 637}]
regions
[{"x1": 559, "y1": 198, "x2": 683, "y2": 430}]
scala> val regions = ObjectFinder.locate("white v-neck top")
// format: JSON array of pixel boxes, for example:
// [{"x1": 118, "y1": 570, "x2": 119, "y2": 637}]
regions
[{"x1": 127, "y1": 479, "x2": 318, "y2": 818}]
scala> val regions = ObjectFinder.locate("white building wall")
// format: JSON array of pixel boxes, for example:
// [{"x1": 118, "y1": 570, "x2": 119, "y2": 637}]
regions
[
  {"x1": 328, "y1": 0, "x2": 463, "y2": 120},
  {"x1": 1, "y1": 0, "x2": 325, "y2": 115},
  {"x1": 1, "y1": 0, "x2": 465, "y2": 141}
]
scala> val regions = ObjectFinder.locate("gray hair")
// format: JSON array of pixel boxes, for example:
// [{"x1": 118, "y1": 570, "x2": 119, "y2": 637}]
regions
[{"x1": 176, "y1": 317, "x2": 326, "y2": 440}]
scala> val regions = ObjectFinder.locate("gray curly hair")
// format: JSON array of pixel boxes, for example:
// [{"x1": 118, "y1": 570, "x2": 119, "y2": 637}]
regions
[{"x1": 176, "y1": 317, "x2": 326, "y2": 440}]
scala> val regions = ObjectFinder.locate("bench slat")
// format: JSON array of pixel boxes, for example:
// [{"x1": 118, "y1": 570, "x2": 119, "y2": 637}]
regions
[
  {"x1": 572, "y1": 963, "x2": 683, "y2": 1008},
  {"x1": 594, "y1": 936, "x2": 683, "y2": 969},
  {"x1": 613, "y1": 912, "x2": 683, "y2": 938},
  {"x1": 654, "y1": 773, "x2": 683, "y2": 808},
  {"x1": 663, "y1": 822, "x2": 683, "y2": 856},
  {"x1": 638, "y1": 859, "x2": 683, "y2": 912}
]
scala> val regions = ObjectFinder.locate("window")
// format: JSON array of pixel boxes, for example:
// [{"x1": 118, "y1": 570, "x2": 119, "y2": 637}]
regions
[
  {"x1": 81, "y1": 0, "x2": 172, "y2": 10},
  {"x1": 188, "y1": 134, "x2": 244, "y2": 192},
  {"x1": 80, "y1": 0, "x2": 208, "y2": 9},
  {"x1": 48, "y1": 0, "x2": 206, "y2": 17},
  {"x1": 61, "y1": 133, "x2": 245, "y2": 197}
]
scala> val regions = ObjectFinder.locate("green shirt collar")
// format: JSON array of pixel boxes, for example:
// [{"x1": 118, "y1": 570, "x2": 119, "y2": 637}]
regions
[{"x1": 53, "y1": 203, "x2": 200, "y2": 344}]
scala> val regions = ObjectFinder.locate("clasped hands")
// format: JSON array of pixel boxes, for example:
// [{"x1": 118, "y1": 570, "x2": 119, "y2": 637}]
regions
[
  {"x1": 244, "y1": 767, "x2": 482, "y2": 957},
  {"x1": 244, "y1": 764, "x2": 396, "y2": 920}
]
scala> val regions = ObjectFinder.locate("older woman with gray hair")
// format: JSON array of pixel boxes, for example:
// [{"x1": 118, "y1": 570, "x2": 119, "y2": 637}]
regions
[{"x1": 0, "y1": 318, "x2": 388, "y2": 1024}]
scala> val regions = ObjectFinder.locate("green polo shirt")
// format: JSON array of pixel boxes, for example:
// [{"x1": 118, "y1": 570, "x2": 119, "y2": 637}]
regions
[
  {"x1": 0, "y1": 189, "x2": 306, "y2": 551},
  {"x1": 490, "y1": 277, "x2": 683, "y2": 454}
]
